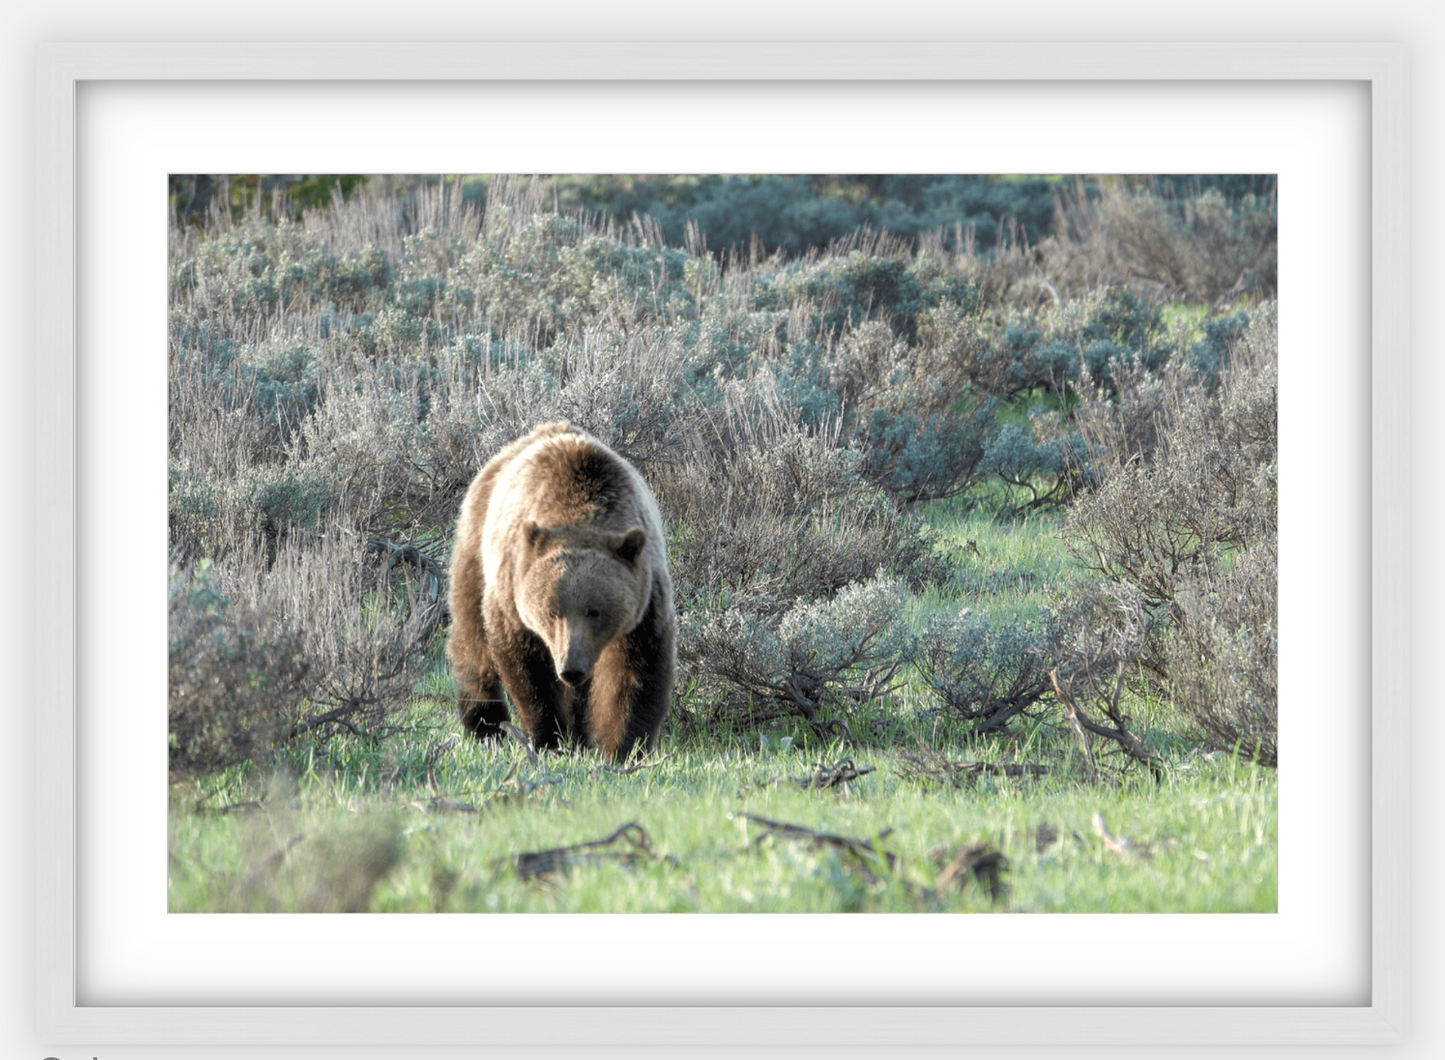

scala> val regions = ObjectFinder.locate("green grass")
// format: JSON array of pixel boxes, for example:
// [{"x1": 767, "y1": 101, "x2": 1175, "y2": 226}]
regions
[
  {"x1": 168, "y1": 500, "x2": 1274, "y2": 915},
  {"x1": 911, "y1": 500, "x2": 1073, "y2": 623},
  {"x1": 168, "y1": 719, "x2": 1275, "y2": 914}
]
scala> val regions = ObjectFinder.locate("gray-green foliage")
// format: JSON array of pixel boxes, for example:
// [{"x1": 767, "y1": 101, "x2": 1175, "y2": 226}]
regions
[
  {"x1": 169, "y1": 175, "x2": 1269, "y2": 559},
  {"x1": 1061, "y1": 304, "x2": 1277, "y2": 764},
  {"x1": 168, "y1": 174, "x2": 1278, "y2": 763},
  {"x1": 917, "y1": 608, "x2": 1057, "y2": 732},
  {"x1": 170, "y1": 532, "x2": 447, "y2": 763},
  {"x1": 679, "y1": 575, "x2": 913, "y2": 730},
  {"x1": 168, "y1": 561, "x2": 312, "y2": 776},
  {"x1": 557, "y1": 174, "x2": 1060, "y2": 258}
]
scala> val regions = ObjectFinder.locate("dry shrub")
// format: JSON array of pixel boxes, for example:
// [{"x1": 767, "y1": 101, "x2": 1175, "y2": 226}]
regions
[
  {"x1": 531, "y1": 324, "x2": 696, "y2": 473},
  {"x1": 1041, "y1": 178, "x2": 1277, "y2": 306},
  {"x1": 935, "y1": 177, "x2": 1276, "y2": 312},
  {"x1": 654, "y1": 376, "x2": 937, "y2": 615},
  {"x1": 935, "y1": 215, "x2": 1059, "y2": 315},
  {"x1": 225, "y1": 533, "x2": 443, "y2": 740},
  {"x1": 1048, "y1": 179, "x2": 1201, "y2": 300},
  {"x1": 168, "y1": 562, "x2": 312, "y2": 777},
  {"x1": 1068, "y1": 349, "x2": 1189, "y2": 476},
  {"x1": 1046, "y1": 578, "x2": 1161, "y2": 774},
  {"x1": 679, "y1": 575, "x2": 913, "y2": 736},
  {"x1": 1067, "y1": 304, "x2": 1276, "y2": 610},
  {"x1": 916, "y1": 608, "x2": 1056, "y2": 733},
  {"x1": 1162, "y1": 544, "x2": 1277, "y2": 766},
  {"x1": 836, "y1": 317, "x2": 995, "y2": 501},
  {"x1": 169, "y1": 531, "x2": 444, "y2": 776},
  {"x1": 656, "y1": 377, "x2": 936, "y2": 731},
  {"x1": 1060, "y1": 304, "x2": 1277, "y2": 762}
]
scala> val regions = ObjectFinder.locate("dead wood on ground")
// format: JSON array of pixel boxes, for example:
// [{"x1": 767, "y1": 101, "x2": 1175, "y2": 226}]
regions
[{"x1": 507, "y1": 822, "x2": 668, "y2": 882}]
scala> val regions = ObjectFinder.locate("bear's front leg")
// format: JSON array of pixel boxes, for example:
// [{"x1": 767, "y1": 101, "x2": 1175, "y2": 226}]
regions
[
  {"x1": 454, "y1": 664, "x2": 509, "y2": 741},
  {"x1": 587, "y1": 602, "x2": 675, "y2": 762},
  {"x1": 494, "y1": 627, "x2": 570, "y2": 751},
  {"x1": 448, "y1": 620, "x2": 509, "y2": 742},
  {"x1": 447, "y1": 547, "x2": 509, "y2": 740}
]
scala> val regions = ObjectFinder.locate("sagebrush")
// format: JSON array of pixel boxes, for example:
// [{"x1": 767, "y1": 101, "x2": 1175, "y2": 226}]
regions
[{"x1": 168, "y1": 173, "x2": 1277, "y2": 772}]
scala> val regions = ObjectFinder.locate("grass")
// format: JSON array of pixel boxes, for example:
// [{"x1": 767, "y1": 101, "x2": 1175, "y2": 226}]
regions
[
  {"x1": 168, "y1": 500, "x2": 1276, "y2": 915},
  {"x1": 911, "y1": 499, "x2": 1073, "y2": 622},
  {"x1": 168, "y1": 715, "x2": 1275, "y2": 914}
]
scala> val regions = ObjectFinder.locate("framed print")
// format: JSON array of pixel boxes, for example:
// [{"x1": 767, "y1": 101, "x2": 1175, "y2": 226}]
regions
[{"x1": 34, "y1": 42, "x2": 1409, "y2": 1045}]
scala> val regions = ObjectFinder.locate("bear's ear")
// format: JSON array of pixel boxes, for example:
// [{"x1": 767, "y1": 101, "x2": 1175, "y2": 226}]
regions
[
  {"x1": 528, "y1": 523, "x2": 551, "y2": 549},
  {"x1": 611, "y1": 527, "x2": 646, "y2": 565}
]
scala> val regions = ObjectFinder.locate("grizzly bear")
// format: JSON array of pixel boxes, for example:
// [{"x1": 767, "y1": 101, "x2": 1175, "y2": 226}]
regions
[{"x1": 446, "y1": 422, "x2": 676, "y2": 761}]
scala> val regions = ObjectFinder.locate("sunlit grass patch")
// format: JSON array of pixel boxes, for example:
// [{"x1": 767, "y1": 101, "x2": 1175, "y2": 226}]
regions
[{"x1": 170, "y1": 715, "x2": 1275, "y2": 915}]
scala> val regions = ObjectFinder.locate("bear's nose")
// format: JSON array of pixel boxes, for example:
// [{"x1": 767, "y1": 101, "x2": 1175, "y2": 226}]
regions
[{"x1": 559, "y1": 669, "x2": 588, "y2": 687}]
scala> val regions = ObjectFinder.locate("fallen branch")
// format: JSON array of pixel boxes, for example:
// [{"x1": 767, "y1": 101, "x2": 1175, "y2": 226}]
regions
[
  {"x1": 1091, "y1": 811, "x2": 1173, "y2": 858},
  {"x1": 896, "y1": 738, "x2": 1049, "y2": 789},
  {"x1": 591, "y1": 751, "x2": 679, "y2": 778},
  {"x1": 498, "y1": 721, "x2": 540, "y2": 764},
  {"x1": 730, "y1": 812, "x2": 896, "y2": 882},
  {"x1": 508, "y1": 822, "x2": 666, "y2": 882},
  {"x1": 935, "y1": 844, "x2": 1010, "y2": 903},
  {"x1": 758, "y1": 757, "x2": 876, "y2": 791},
  {"x1": 204, "y1": 800, "x2": 267, "y2": 815},
  {"x1": 1092, "y1": 812, "x2": 1135, "y2": 857},
  {"x1": 427, "y1": 797, "x2": 478, "y2": 814},
  {"x1": 477, "y1": 762, "x2": 565, "y2": 810}
]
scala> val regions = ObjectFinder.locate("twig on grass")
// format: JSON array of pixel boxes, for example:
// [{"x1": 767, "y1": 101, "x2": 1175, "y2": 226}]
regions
[
  {"x1": 757, "y1": 757, "x2": 876, "y2": 791},
  {"x1": 1091, "y1": 811, "x2": 1174, "y2": 859},
  {"x1": 475, "y1": 761, "x2": 566, "y2": 810},
  {"x1": 425, "y1": 733, "x2": 461, "y2": 767},
  {"x1": 498, "y1": 721, "x2": 540, "y2": 764},
  {"x1": 895, "y1": 738, "x2": 1049, "y2": 789},
  {"x1": 729, "y1": 812, "x2": 897, "y2": 883},
  {"x1": 226, "y1": 831, "x2": 308, "y2": 907},
  {"x1": 935, "y1": 844, "x2": 1011, "y2": 903},
  {"x1": 506, "y1": 822, "x2": 669, "y2": 882},
  {"x1": 426, "y1": 797, "x2": 478, "y2": 814},
  {"x1": 590, "y1": 751, "x2": 679, "y2": 778},
  {"x1": 1092, "y1": 812, "x2": 1135, "y2": 857},
  {"x1": 205, "y1": 800, "x2": 267, "y2": 815}
]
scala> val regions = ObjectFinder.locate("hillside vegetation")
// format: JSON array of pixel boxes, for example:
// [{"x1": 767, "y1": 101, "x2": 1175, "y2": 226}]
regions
[{"x1": 167, "y1": 173, "x2": 1277, "y2": 912}]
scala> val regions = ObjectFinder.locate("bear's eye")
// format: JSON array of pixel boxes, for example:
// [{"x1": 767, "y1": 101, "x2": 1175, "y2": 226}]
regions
[{"x1": 585, "y1": 607, "x2": 602, "y2": 621}]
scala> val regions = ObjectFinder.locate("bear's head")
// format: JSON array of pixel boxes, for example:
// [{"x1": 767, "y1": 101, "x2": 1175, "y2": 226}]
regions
[{"x1": 516, "y1": 523, "x2": 650, "y2": 687}]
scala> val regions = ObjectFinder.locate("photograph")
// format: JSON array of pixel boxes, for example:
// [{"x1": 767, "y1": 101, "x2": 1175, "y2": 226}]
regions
[{"x1": 165, "y1": 171, "x2": 1279, "y2": 915}]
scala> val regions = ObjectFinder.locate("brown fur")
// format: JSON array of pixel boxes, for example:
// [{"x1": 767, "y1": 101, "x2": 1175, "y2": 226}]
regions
[{"x1": 446, "y1": 423, "x2": 676, "y2": 761}]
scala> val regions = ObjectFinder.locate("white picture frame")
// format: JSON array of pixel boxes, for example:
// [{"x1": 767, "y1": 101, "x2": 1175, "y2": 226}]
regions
[{"x1": 33, "y1": 42, "x2": 1409, "y2": 1046}]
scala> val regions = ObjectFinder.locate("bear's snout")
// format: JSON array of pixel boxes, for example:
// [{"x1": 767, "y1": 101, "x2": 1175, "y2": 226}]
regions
[
  {"x1": 557, "y1": 625, "x2": 593, "y2": 687},
  {"x1": 559, "y1": 667, "x2": 589, "y2": 687}
]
